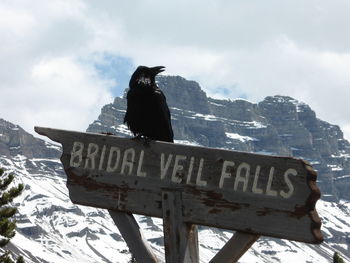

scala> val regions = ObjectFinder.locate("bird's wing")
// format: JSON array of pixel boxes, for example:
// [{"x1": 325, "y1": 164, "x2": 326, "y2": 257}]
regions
[
  {"x1": 124, "y1": 88, "x2": 142, "y2": 129},
  {"x1": 154, "y1": 89, "x2": 174, "y2": 142}
]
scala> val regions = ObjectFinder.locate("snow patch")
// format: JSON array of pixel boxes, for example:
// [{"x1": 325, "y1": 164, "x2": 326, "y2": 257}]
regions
[
  {"x1": 209, "y1": 101, "x2": 225, "y2": 107},
  {"x1": 175, "y1": 140, "x2": 201, "y2": 146},
  {"x1": 327, "y1": 164, "x2": 344, "y2": 171},
  {"x1": 112, "y1": 124, "x2": 132, "y2": 136},
  {"x1": 335, "y1": 175, "x2": 350, "y2": 181},
  {"x1": 193, "y1": 113, "x2": 218, "y2": 121},
  {"x1": 44, "y1": 141, "x2": 61, "y2": 151},
  {"x1": 226, "y1": 132, "x2": 257, "y2": 142}
]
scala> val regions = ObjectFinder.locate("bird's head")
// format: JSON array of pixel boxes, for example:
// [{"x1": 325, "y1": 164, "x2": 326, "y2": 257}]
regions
[{"x1": 129, "y1": 65, "x2": 165, "y2": 88}]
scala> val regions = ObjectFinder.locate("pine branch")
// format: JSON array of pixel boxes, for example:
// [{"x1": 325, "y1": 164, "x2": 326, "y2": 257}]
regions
[
  {"x1": 0, "y1": 184, "x2": 24, "y2": 206},
  {"x1": 0, "y1": 251, "x2": 12, "y2": 263},
  {"x1": 333, "y1": 252, "x2": 345, "y2": 263},
  {"x1": 0, "y1": 208, "x2": 17, "y2": 220},
  {"x1": 0, "y1": 219, "x2": 16, "y2": 240},
  {"x1": 0, "y1": 168, "x2": 24, "y2": 262},
  {"x1": 0, "y1": 237, "x2": 10, "y2": 248},
  {"x1": 0, "y1": 174, "x2": 14, "y2": 191}
]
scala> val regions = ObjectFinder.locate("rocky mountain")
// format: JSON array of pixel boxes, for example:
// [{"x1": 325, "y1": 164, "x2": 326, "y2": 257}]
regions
[
  {"x1": 0, "y1": 118, "x2": 60, "y2": 159},
  {"x1": 88, "y1": 75, "x2": 350, "y2": 202},
  {"x1": 0, "y1": 75, "x2": 350, "y2": 262}
]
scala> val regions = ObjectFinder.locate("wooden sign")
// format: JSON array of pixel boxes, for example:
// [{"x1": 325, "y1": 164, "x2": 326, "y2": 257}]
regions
[{"x1": 35, "y1": 127, "x2": 323, "y2": 244}]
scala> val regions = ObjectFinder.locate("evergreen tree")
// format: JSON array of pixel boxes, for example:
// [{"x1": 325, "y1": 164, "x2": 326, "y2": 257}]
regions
[
  {"x1": 333, "y1": 252, "x2": 345, "y2": 263},
  {"x1": 0, "y1": 168, "x2": 24, "y2": 263}
]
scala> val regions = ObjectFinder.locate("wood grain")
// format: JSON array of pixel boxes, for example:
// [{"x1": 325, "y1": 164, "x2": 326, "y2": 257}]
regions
[{"x1": 35, "y1": 127, "x2": 323, "y2": 244}]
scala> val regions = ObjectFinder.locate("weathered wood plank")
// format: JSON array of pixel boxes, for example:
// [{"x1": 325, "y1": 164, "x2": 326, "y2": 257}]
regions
[
  {"x1": 35, "y1": 127, "x2": 323, "y2": 244},
  {"x1": 162, "y1": 190, "x2": 199, "y2": 263},
  {"x1": 67, "y1": 180, "x2": 319, "y2": 242},
  {"x1": 108, "y1": 210, "x2": 159, "y2": 263},
  {"x1": 209, "y1": 232, "x2": 259, "y2": 263}
]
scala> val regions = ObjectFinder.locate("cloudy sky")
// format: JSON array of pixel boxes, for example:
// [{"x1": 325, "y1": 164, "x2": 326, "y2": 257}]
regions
[{"x1": 1, "y1": 0, "x2": 350, "y2": 140}]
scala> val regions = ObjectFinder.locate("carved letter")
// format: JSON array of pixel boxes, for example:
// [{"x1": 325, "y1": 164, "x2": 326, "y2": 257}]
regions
[
  {"x1": 196, "y1": 158, "x2": 207, "y2": 186},
  {"x1": 136, "y1": 150, "x2": 147, "y2": 177},
  {"x1": 70, "y1": 141, "x2": 84, "y2": 168},
  {"x1": 186, "y1": 157, "x2": 195, "y2": 184},
  {"x1": 280, "y1": 168, "x2": 296, "y2": 198},
  {"x1": 98, "y1": 145, "x2": 106, "y2": 170},
  {"x1": 106, "y1": 147, "x2": 121, "y2": 173},
  {"x1": 172, "y1": 155, "x2": 187, "y2": 183},
  {"x1": 219, "y1": 161, "x2": 235, "y2": 188},
  {"x1": 266, "y1": 167, "x2": 278, "y2": 196},
  {"x1": 234, "y1": 162, "x2": 250, "y2": 192},
  {"x1": 121, "y1": 148, "x2": 135, "y2": 175},
  {"x1": 85, "y1": 143, "x2": 99, "y2": 170},
  {"x1": 160, "y1": 153, "x2": 173, "y2": 179},
  {"x1": 252, "y1": 165, "x2": 263, "y2": 194}
]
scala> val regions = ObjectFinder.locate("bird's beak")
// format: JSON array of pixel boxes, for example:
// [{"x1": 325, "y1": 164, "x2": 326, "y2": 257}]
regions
[{"x1": 152, "y1": 66, "x2": 165, "y2": 75}]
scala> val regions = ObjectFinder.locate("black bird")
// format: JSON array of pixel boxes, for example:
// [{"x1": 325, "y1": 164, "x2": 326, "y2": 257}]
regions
[{"x1": 124, "y1": 66, "x2": 174, "y2": 142}]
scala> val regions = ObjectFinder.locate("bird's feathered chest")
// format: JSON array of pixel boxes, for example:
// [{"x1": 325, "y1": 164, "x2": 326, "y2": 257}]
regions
[
  {"x1": 127, "y1": 87, "x2": 162, "y2": 109},
  {"x1": 125, "y1": 87, "x2": 169, "y2": 122}
]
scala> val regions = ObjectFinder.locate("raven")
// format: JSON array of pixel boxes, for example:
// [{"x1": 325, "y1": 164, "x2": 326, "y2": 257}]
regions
[{"x1": 124, "y1": 66, "x2": 174, "y2": 143}]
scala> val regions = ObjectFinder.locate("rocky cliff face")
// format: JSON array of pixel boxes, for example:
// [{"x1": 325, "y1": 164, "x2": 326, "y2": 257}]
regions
[
  {"x1": 1, "y1": 75, "x2": 350, "y2": 262},
  {"x1": 0, "y1": 119, "x2": 60, "y2": 160},
  {"x1": 88, "y1": 75, "x2": 350, "y2": 201}
]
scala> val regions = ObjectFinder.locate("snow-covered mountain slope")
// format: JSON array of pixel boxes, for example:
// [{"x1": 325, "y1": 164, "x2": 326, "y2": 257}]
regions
[
  {"x1": 1, "y1": 150, "x2": 349, "y2": 263},
  {"x1": 0, "y1": 120, "x2": 349, "y2": 262}
]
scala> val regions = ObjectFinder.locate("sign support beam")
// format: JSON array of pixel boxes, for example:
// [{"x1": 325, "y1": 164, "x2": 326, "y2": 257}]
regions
[
  {"x1": 209, "y1": 232, "x2": 260, "y2": 263},
  {"x1": 162, "y1": 190, "x2": 199, "y2": 263},
  {"x1": 108, "y1": 210, "x2": 159, "y2": 263}
]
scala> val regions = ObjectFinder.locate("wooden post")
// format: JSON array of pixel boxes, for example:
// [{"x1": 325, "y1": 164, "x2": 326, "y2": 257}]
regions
[
  {"x1": 108, "y1": 210, "x2": 159, "y2": 263},
  {"x1": 209, "y1": 232, "x2": 260, "y2": 263},
  {"x1": 162, "y1": 190, "x2": 199, "y2": 263}
]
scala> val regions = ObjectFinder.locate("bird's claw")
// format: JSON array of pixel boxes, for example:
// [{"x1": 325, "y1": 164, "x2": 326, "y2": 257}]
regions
[
  {"x1": 131, "y1": 135, "x2": 152, "y2": 146},
  {"x1": 131, "y1": 135, "x2": 143, "y2": 140}
]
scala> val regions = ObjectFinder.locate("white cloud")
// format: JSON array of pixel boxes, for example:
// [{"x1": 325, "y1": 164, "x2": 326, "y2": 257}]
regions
[
  {"x1": 0, "y1": 0, "x2": 114, "y2": 134},
  {"x1": 1, "y1": 56, "x2": 113, "y2": 134},
  {"x1": 1, "y1": 0, "x2": 350, "y2": 140}
]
